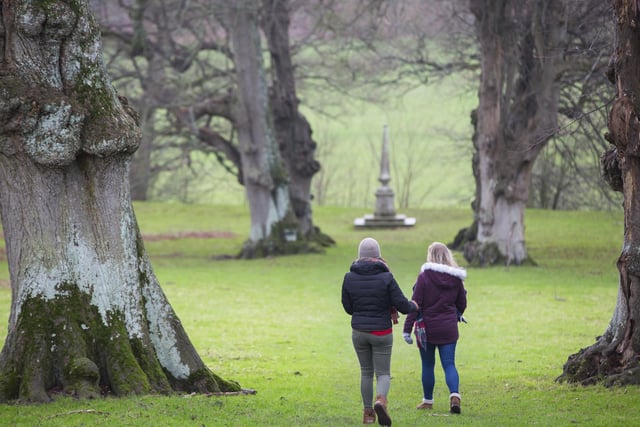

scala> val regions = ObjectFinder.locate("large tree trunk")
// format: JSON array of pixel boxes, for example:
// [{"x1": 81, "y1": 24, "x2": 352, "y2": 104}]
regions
[
  {"x1": 454, "y1": 0, "x2": 564, "y2": 266},
  {"x1": 0, "y1": 0, "x2": 239, "y2": 402},
  {"x1": 225, "y1": 1, "x2": 300, "y2": 258},
  {"x1": 126, "y1": 0, "x2": 154, "y2": 201},
  {"x1": 129, "y1": 104, "x2": 154, "y2": 200},
  {"x1": 559, "y1": 0, "x2": 640, "y2": 386},
  {"x1": 261, "y1": 0, "x2": 334, "y2": 248}
]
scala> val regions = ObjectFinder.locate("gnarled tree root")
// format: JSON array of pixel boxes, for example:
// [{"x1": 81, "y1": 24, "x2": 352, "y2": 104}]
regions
[{"x1": 558, "y1": 338, "x2": 640, "y2": 387}]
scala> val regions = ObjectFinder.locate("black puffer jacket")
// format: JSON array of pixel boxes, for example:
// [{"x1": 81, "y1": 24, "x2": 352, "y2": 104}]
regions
[{"x1": 341, "y1": 258, "x2": 417, "y2": 331}]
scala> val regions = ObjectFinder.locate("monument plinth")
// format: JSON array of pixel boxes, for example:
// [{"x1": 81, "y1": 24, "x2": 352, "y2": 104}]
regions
[{"x1": 354, "y1": 125, "x2": 416, "y2": 228}]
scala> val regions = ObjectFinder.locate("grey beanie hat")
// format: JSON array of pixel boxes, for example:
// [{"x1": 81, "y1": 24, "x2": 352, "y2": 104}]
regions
[{"x1": 358, "y1": 237, "x2": 381, "y2": 258}]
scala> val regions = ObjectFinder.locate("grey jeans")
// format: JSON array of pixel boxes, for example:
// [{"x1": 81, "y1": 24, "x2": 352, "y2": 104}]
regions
[{"x1": 352, "y1": 329, "x2": 393, "y2": 407}]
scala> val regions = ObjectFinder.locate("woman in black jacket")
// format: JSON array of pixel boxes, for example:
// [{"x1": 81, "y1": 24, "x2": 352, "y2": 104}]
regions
[{"x1": 342, "y1": 237, "x2": 418, "y2": 426}]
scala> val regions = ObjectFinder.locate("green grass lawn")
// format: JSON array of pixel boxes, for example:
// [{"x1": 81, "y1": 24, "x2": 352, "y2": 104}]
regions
[{"x1": 0, "y1": 203, "x2": 637, "y2": 426}]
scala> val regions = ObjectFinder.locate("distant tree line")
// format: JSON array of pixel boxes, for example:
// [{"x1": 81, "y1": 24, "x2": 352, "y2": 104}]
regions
[
  {"x1": 92, "y1": 0, "x2": 615, "y2": 265},
  {"x1": 92, "y1": 0, "x2": 335, "y2": 257}
]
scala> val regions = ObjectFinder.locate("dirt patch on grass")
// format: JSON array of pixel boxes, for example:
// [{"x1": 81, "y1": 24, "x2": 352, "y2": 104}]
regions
[
  {"x1": 143, "y1": 231, "x2": 237, "y2": 241},
  {"x1": 0, "y1": 232, "x2": 236, "y2": 265}
]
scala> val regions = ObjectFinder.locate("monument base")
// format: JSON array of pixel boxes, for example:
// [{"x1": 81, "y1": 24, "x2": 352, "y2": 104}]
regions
[{"x1": 354, "y1": 214, "x2": 416, "y2": 228}]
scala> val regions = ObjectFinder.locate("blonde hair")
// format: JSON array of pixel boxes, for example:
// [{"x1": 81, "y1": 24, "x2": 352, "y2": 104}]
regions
[{"x1": 427, "y1": 242, "x2": 459, "y2": 267}]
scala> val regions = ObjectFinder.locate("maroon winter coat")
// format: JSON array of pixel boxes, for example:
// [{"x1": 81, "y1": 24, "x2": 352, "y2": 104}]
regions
[{"x1": 403, "y1": 262, "x2": 467, "y2": 345}]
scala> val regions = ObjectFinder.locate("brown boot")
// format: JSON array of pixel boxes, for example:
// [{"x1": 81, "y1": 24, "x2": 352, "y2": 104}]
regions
[
  {"x1": 450, "y1": 393, "x2": 461, "y2": 414},
  {"x1": 363, "y1": 407, "x2": 376, "y2": 424},
  {"x1": 416, "y1": 401, "x2": 433, "y2": 410},
  {"x1": 374, "y1": 395, "x2": 392, "y2": 426}
]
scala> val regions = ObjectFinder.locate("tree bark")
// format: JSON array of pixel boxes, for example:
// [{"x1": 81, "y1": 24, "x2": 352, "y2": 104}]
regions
[
  {"x1": 0, "y1": 0, "x2": 239, "y2": 402},
  {"x1": 455, "y1": 0, "x2": 564, "y2": 266},
  {"x1": 262, "y1": 0, "x2": 317, "y2": 232},
  {"x1": 129, "y1": 104, "x2": 154, "y2": 200},
  {"x1": 261, "y1": 0, "x2": 334, "y2": 247},
  {"x1": 224, "y1": 1, "x2": 294, "y2": 258},
  {"x1": 126, "y1": 0, "x2": 153, "y2": 201},
  {"x1": 559, "y1": 0, "x2": 640, "y2": 386}
]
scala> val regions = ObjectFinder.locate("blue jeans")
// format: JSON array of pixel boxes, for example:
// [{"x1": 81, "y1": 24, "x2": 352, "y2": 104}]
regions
[
  {"x1": 352, "y1": 329, "x2": 393, "y2": 407},
  {"x1": 419, "y1": 341, "x2": 459, "y2": 400}
]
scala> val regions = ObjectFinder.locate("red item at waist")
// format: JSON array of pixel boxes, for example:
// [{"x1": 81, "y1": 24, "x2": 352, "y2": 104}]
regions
[{"x1": 370, "y1": 328, "x2": 392, "y2": 336}]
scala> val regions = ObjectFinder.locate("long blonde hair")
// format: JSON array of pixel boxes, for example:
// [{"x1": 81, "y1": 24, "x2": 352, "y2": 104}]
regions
[{"x1": 427, "y1": 242, "x2": 459, "y2": 267}]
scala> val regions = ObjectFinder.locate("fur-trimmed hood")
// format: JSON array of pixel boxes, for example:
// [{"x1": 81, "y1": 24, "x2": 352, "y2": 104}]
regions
[
  {"x1": 421, "y1": 262, "x2": 467, "y2": 280},
  {"x1": 405, "y1": 262, "x2": 468, "y2": 343}
]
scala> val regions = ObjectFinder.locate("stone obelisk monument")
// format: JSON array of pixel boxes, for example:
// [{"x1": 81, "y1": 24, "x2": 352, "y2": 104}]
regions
[{"x1": 354, "y1": 125, "x2": 416, "y2": 228}]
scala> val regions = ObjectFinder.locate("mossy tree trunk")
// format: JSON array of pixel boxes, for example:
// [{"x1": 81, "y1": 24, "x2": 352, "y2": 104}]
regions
[
  {"x1": 0, "y1": 0, "x2": 239, "y2": 402},
  {"x1": 119, "y1": 4, "x2": 172, "y2": 202},
  {"x1": 453, "y1": 0, "x2": 565, "y2": 266},
  {"x1": 126, "y1": 0, "x2": 155, "y2": 202},
  {"x1": 106, "y1": 0, "x2": 334, "y2": 255},
  {"x1": 129, "y1": 99, "x2": 156, "y2": 201},
  {"x1": 224, "y1": 1, "x2": 318, "y2": 258},
  {"x1": 559, "y1": 0, "x2": 640, "y2": 386},
  {"x1": 261, "y1": 0, "x2": 333, "y2": 249}
]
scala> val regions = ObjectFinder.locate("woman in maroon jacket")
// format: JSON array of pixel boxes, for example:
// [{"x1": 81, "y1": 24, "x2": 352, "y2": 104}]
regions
[{"x1": 403, "y1": 242, "x2": 467, "y2": 414}]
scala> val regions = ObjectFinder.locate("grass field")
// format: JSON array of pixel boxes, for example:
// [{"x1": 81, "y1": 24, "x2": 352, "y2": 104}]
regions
[{"x1": 0, "y1": 202, "x2": 637, "y2": 426}]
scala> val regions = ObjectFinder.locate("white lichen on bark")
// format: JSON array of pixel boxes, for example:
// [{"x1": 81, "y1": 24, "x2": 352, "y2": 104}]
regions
[
  {"x1": 16, "y1": 237, "x2": 144, "y2": 337},
  {"x1": 24, "y1": 101, "x2": 83, "y2": 166},
  {"x1": 141, "y1": 262, "x2": 190, "y2": 379}
]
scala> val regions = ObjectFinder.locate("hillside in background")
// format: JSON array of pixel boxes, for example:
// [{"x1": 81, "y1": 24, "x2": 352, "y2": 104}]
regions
[
  {"x1": 153, "y1": 79, "x2": 477, "y2": 210},
  {"x1": 304, "y1": 81, "x2": 477, "y2": 209}
]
